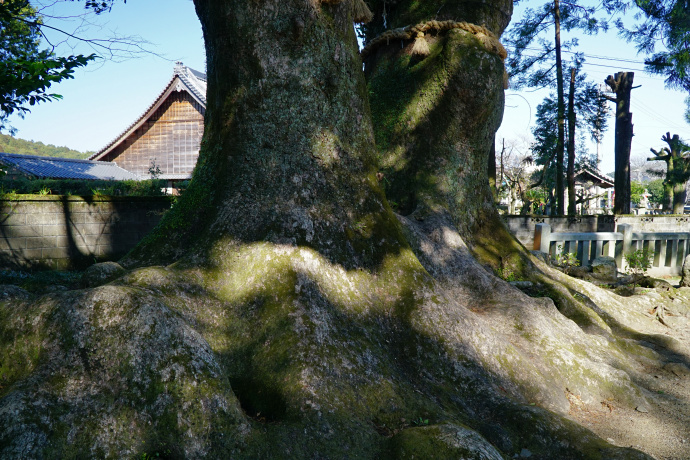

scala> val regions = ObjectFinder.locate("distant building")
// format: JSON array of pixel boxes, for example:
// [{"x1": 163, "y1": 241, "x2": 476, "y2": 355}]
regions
[
  {"x1": 0, "y1": 152, "x2": 140, "y2": 181},
  {"x1": 90, "y1": 62, "x2": 206, "y2": 185},
  {"x1": 574, "y1": 166, "x2": 614, "y2": 214}
]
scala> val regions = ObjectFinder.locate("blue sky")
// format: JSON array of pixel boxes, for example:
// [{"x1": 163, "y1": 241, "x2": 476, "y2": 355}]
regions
[
  {"x1": 7, "y1": 1, "x2": 690, "y2": 176},
  {"x1": 497, "y1": 3, "x2": 689, "y2": 174},
  {"x1": 7, "y1": 0, "x2": 204, "y2": 154}
]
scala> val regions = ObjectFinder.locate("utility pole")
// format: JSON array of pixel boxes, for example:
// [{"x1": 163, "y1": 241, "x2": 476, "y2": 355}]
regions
[{"x1": 604, "y1": 72, "x2": 637, "y2": 215}]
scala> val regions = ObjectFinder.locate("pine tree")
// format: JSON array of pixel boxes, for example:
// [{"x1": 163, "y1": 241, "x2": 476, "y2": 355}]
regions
[
  {"x1": 528, "y1": 67, "x2": 608, "y2": 214},
  {"x1": 617, "y1": 0, "x2": 690, "y2": 91},
  {"x1": 506, "y1": 0, "x2": 609, "y2": 214}
]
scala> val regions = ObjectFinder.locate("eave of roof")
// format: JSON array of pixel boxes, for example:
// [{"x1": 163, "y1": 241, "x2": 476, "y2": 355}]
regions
[
  {"x1": 158, "y1": 173, "x2": 192, "y2": 180},
  {"x1": 90, "y1": 64, "x2": 207, "y2": 162}
]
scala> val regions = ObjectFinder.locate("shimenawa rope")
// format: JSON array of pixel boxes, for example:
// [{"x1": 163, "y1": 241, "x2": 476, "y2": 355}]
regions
[{"x1": 360, "y1": 20, "x2": 507, "y2": 61}]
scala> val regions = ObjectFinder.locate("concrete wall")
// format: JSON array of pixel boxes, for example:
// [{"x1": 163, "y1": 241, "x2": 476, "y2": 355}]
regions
[
  {"x1": 0, "y1": 196, "x2": 172, "y2": 270},
  {"x1": 505, "y1": 215, "x2": 690, "y2": 250}
]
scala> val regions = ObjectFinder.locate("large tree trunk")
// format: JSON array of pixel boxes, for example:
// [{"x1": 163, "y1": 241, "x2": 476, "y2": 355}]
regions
[
  {"x1": 0, "y1": 2, "x2": 669, "y2": 459},
  {"x1": 606, "y1": 72, "x2": 634, "y2": 215},
  {"x1": 362, "y1": 0, "x2": 533, "y2": 275},
  {"x1": 363, "y1": 23, "x2": 506, "y2": 236},
  {"x1": 128, "y1": 0, "x2": 404, "y2": 269}
]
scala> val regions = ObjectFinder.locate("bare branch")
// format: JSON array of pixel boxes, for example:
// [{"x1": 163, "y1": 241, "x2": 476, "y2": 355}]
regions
[{"x1": 11, "y1": 1, "x2": 165, "y2": 62}]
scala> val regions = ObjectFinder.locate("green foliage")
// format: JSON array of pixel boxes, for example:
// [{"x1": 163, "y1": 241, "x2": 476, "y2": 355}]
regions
[
  {"x1": 0, "y1": 0, "x2": 96, "y2": 132},
  {"x1": 630, "y1": 180, "x2": 645, "y2": 205},
  {"x1": 0, "y1": 133, "x2": 91, "y2": 159},
  {"x1": 646, "y1": 179, "x2": 666, "y2": 205},
  {"x1": 145, "y1": 160, "x2": 165, "y2": 195},
  {"x1": 618, "y1": 0, "x2": 690, "y2": 91},
  {"x1": 624, "y1": 248, "x2": 653, "y2": 277},
  {"x1": 496, "y1": 267, "x2": 519, "y2": 282},
  {"x1": 529, "y1": 74, "x2": 605, "y2": 197},
  {"x1": 0, "y1": 176, "x2": 167, "y2": 196},
  {"x1": 554, "y1": 244, "x2": 580, "y2": 274},
  {"x1": 506, "y1": 1, "x2": 609, "y2": 89},
  {"x1": 412, "y1": 417, "x2": 429, "y2": 427}
]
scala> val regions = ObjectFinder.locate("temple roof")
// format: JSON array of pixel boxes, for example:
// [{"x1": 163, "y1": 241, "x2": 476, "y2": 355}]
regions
[
  {"x1": 575, "y1": 165, "x2": 614, "y2": 188},
  {"x1": 90, "y1": 63, "x2": 207, "y2": 162},
  {"x1": 0, "y1": 152, "x2": 141, "y2": 181}
]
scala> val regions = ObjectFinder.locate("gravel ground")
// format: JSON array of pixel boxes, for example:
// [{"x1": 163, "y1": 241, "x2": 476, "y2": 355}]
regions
[{"x1": 567, "y1": 283, "x2": 690, "y2": 460}]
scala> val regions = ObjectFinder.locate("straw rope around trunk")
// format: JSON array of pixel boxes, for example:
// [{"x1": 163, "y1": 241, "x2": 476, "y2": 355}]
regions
[{"x1": 360, "y1": 20, "x2": 507, "y2": 61}]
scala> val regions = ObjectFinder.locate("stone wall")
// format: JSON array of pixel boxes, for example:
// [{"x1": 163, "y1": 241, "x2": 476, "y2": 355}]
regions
[
  {"x1": 505, "y1": 215, "x2": 690, "y2": 250},
  {"x1": 0, "y1": 196, "x2": 172, "y2": 270}
]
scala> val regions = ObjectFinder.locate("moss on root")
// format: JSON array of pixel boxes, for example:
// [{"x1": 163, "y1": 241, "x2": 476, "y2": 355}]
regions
[
  {"x1": 0, "y1": 240, "x2": 661, "y2": 459},
  {"x1": 0, "y1": 297, "x2": 44, "y2": 398}
]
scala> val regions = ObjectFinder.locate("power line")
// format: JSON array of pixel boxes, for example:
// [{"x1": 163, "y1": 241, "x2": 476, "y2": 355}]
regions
[
  {"x1": 510, "y1": 50, "x2": 649, "y2": 73},
  {"x1": 505, "y1": 44, "x2": 646, "y2": 66}
]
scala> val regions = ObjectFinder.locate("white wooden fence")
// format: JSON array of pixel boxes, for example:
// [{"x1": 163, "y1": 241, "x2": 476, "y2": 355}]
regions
[{"x1": 534, "y1": 223, "x2": 690, "y2": 276}]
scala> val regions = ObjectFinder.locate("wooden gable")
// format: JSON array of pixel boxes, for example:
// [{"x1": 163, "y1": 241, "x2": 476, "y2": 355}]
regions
[
  {"x1": 574, "y1": 166, "x2": 614, "y2": 189},
  {"x1": 91, "y1": 64, "x2": 206, "y2": 180}
]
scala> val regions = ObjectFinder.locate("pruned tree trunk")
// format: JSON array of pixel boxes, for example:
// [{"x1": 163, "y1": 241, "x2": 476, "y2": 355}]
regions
[
  {"x1": 605, "y1": 72, "x2": 635, "y2": 215},
  {"x1": 648, "y1": 132, "x2": 690, "y2": 214}
]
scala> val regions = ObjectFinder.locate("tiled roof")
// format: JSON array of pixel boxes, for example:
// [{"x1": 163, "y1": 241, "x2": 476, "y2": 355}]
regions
[
  {"x1": 0, "y1": 152, "x2": 142, "y2": 181},
  {"x1": 176, "y1": 64, "x2": 207, "y2": 105},
  {"x1": 90, "y1": 63, "x2": 207, "y2": 161}
]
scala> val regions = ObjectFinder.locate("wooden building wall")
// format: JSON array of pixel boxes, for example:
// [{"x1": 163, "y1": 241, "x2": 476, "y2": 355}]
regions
[{"x1": 102, "y1": 91, "x2": 204, "y2": 178}]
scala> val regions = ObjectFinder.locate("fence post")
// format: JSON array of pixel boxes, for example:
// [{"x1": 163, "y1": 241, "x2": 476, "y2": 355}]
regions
[
  {"x1": 534, "y1": 223, "x2": 551, "y2": 255},
  {"x1": 619, "y1": 223, "x2": 633, "y2": 269}
]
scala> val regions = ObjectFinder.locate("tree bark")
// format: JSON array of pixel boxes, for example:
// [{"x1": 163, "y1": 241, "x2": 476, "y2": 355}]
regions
[
  {"x1": 672, "y1": 179, "x2": 687, "y2": 213},
  {"x1": 554, "y1": 0, "x2": 565, "y2": 216},
  {"x1": 605, "y1": 72, "x2": 634, "y2": 215},
  {"x1": 648, "y1": 132, "x2": 690, "y2": 214},
  {"x1": 128, "y1": 0, "x2": 405, "y2": 268},
  {"x1": 567, "y1": 67, "x2": 576, "y2": 216},
  {"x1": 488, "y1": 138, "x2": 498, "y2": 201},
  {"x1": 362, "y1": 0, "x2": 518, "y2": 268}
]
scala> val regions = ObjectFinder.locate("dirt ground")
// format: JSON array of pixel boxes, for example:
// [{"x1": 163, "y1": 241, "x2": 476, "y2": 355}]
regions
[{"x1": 567, "y1": 279, "x2": 690, "y2": 460}]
